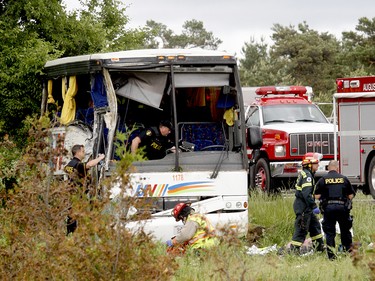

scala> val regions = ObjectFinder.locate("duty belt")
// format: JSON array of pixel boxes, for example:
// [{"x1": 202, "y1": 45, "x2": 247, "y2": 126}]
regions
[{"x1": 327, "y1": 200, "x2": 345, "y2": 205}]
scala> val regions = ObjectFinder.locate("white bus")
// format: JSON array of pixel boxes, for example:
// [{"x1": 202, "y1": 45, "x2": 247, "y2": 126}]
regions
[{"x1": 41, "y1": 48, "x2": 262, "y2": 241}]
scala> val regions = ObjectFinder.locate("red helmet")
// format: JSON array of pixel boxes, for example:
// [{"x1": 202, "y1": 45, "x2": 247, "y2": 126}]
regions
[
  {"x1": 302, "y1": 152, "x2": 322, "y2": 166},
  {"x1": 171, "y1": 203, "x2": 189, "y2": 221}
]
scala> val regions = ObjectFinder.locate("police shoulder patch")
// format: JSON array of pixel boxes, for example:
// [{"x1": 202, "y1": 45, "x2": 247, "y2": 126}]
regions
[
  {"x1": 306, "y1": 177, "x2": 312, "y2": 182},
  {"x1": 64, "y1": 166, "x2": 74, "y2": 173},
  {"x1": 146, "y1": 130, "x2": 152, "y2": 136}
]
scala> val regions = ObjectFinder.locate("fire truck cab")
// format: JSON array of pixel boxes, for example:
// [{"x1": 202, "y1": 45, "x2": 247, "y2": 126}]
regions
[
  {"x1": 334, "y1": 76, "x2": 375, "y2": 199},
  {"x1": 244, "y1": 86, "x2": 335, "y2": 192}
]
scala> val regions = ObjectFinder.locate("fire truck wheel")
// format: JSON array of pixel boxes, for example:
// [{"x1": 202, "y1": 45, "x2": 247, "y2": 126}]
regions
[
  {"x1": 368, "y1": 156, "x2": 375, "y2": 198},
  {"x1": 254, "y1": 158, "x2": 271, "y2": 193}
]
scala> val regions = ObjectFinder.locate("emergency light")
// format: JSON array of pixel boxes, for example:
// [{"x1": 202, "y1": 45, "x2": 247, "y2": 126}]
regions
[
  {"x1": 336, "y1": 79, "x2": 344, "y2": 90},
  {"x1": 255, "y1": 86, "x2": 307, "y2": 96}
]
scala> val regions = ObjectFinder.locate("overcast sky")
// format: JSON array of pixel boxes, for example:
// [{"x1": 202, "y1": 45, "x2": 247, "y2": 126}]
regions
[{"x1": 64, "y1": 0, "x2": 374, "y2": 58}]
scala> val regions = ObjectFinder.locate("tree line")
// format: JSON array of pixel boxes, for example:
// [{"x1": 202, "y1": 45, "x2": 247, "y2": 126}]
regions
[{"x1": 0, "y1": 0, "x2": 374, "y2": 144}]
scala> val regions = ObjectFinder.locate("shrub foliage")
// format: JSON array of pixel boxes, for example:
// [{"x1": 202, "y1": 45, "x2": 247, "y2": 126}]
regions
[{"x1": 0, "y1": 118, "x2": 176, "y2": 280}]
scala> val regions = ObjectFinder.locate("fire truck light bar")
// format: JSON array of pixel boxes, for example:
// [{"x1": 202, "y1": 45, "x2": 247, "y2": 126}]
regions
[{"x1": 255, "y1": 86, "x2": 307, "y2": 96}]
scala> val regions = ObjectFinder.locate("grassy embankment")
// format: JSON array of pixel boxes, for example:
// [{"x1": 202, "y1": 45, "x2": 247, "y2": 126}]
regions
[{"x1": 173, "y1": 191, "x2": 375, "y2": 281}]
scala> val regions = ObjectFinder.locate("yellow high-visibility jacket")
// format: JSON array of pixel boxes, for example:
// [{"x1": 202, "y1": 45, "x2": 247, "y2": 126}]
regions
[{"x1": 187, "y1": 214, "x2": 219, "y2": 249}]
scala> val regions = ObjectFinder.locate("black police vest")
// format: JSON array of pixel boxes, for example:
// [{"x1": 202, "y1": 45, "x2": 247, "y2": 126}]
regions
[
  {"x1": 143, "y1": 127, "x2": 167, "y2": 160},
  {"x1": 323, "y1": 173, "x2": 346, "y2": 200}
]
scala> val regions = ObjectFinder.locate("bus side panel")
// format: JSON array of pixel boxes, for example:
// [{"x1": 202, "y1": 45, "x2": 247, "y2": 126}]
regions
[
  {"x1": 129, "y1": 170, "x2": 248, "y2": 197},
  {"x1": 111, "y1": 170, "x2": 249, "y2": 241},
  {"x1": 125, "y1": 210, "x2": 248, "y2": 241}
]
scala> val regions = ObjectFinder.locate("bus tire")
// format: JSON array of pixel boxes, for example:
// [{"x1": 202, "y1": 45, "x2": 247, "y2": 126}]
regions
[{"x1": 367, "y1": 156, "x2": 375, "y2": 199}]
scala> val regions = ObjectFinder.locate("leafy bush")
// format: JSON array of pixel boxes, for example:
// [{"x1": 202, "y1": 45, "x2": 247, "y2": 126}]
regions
[
  {"x1": 0, "y1": 118, "x2": 176, "y2": 280},
  {"x1": 0, "y1": 134, "x2": 21, "y2": 206}
]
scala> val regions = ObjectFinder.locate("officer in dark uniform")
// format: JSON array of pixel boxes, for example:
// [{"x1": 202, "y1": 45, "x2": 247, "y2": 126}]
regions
[
  {"x1": 64, "y1": 144, "x2": 105, "y2": 234},
  {"x1": 290, "y1": 152, "x2": 324, "y2": 253},
  {"x1": 64, "y1": 144, "x2": 105, "y2": 189},
  {"x1": 131, "y1": 120, "x2": 175, "y2": 160},
  {"x1": 314, "y1": 160, "x2": 355, "y2": 260}
]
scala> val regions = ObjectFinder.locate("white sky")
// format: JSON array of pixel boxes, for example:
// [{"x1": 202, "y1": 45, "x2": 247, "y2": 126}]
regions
[{"x1": 64, "y1": 0, "x2": 374, "y2": 58}]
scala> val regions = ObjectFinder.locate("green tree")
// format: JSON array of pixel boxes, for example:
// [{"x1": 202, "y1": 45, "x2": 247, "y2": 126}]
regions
[
  {"x1": 0, "y1": 0, "x2": 148, "y2": 142},
  {"x1": 340, "y1": 17, "x2": 375, "y2": 76},
  {"x1": 269, "y1": 22, "x2": 342, "y2": 97},
  {"x1": 145, "y1": 19, "x2": 222, "y2": 49},
  {"x1": 0, "y1": 20, "x2": 60, "y2": 141},
  {"x1": 76, "y1": 0, "x2": 146, "y2": 53},
  {"x1": 240, "y1": 22, "x2": 343, "y2": 101},
  {"x1": 144, "y1": 20, "x2": 175, "y2": 48},
  {"x1": 239, "y1": 38, "x2": 281, "y2": 86}
]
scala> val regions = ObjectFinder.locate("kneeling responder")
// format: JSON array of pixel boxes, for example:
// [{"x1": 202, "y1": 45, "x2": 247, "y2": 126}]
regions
[
  {"x1": 166, "y1": 203, "x2": 219, "y2": 252},
  {"x1": 314, "y1": 160, "x2": 355, "y2": 260},
  {"x1": 290, "y1": 152, "x2": 324, "y2": 253}
]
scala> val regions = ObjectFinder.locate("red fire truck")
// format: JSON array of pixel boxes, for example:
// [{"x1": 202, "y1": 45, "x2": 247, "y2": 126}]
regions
[
  {"x1": 334, "y1": 76, "x2": 375, "y2": 199},
  {"x1": 244, "y1": 86, "x2": 335, "y2": 192}
]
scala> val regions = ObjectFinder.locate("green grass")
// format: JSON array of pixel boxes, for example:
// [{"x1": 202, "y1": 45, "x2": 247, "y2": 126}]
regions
[{"x1": 172, "y1": 191, "x2": 375, "y2": 281}]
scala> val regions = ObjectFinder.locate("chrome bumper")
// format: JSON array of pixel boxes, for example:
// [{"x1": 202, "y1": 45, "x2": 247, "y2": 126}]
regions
[{"x1": 270, "y1": 160, "x2": 330, "y2": 178}]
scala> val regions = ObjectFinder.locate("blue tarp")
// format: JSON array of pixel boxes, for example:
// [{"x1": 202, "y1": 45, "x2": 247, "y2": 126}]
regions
[{"x1": 91, "y1": 73, "x2": 108, "y2": 108}]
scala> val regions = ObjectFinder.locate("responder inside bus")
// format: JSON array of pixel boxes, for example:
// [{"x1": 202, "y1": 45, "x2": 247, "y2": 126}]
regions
[{"x1": 130, "y1": 120, "x2": 176, "y2": 160}]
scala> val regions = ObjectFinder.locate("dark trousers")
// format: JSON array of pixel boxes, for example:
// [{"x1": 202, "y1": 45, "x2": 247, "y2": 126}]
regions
[
  {"x1": 66, "y1": 216, "x2": 77, "y2": 235},
  {"x1": 322, "y1": 204, "x2": 352, "y2": 259},
  {"x1": 291, "y1": 211, "x2": 324, "y2": 251}
]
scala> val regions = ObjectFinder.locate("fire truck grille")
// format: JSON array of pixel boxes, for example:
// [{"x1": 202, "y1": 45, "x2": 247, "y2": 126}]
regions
[{"x1": 290, "y1": 133, "x2": 334, "y2": 156}]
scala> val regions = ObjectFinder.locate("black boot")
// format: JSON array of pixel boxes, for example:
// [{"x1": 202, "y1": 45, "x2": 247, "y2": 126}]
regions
[
  {"x1": 289, "y1": 244, "x2": 301, "y2": 254},
  {"x1": 314, "y1": 238, "x2": 325, "y2": 252},
  {"x1": 327, "y1": 249, "x2": 336, "y2": 260}
]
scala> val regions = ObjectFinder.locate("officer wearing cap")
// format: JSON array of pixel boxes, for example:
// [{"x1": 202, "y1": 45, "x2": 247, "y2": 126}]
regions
[
  {"x1": 131, "y1": 120, "x2": 175, "y2": 160},
  {"x1": 290, "y1": 152, "x2": 324, "y2": 254},
  {"x1": 314, "y1": 160, "x2": 355, "y2": 260}
]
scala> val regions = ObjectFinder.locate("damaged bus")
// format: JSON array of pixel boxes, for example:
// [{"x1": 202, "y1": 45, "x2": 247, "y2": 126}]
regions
[{"x1": 41, "y1": 48, "x2": 261, "y2": 240}]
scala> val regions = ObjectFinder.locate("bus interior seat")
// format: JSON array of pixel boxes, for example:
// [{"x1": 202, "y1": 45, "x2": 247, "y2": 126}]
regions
[
  {"x1": 76, "y1": 107, "x2": 94, "y2": 126},
  {"x1": 179, "y1": 122, "x2": 226, "y2": 151}
]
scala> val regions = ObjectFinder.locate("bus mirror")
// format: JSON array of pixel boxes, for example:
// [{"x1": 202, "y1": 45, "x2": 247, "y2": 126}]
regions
[
  {"x1": 247, "y1": 126, "x2": 263, "y2": 149},
  {"x1": 233, "y1": 120, "x2": 241, "y2": 148}
]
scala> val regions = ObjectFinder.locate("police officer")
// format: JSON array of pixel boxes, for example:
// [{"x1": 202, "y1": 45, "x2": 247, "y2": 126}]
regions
[
  {"x1": 64, "y1": 144, "x2": 105, "y2": 234},
  {"x1": 314, "y1": 160, "x2": 355, "y2": 260},
  {"x1": 131, "y1": 120, "x2": 175, "y2": 160},
  {"x1": 290, "y1": 152, "x2": 324, "y2": 254},
  {"x1": 64, "y1": 144, "x2": 105, "y2": 188}
]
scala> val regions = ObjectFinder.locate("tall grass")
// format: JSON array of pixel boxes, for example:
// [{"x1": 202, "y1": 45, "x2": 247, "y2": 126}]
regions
[{"x1": 173, "y1": 191, "x2": 375, "y2": 281}]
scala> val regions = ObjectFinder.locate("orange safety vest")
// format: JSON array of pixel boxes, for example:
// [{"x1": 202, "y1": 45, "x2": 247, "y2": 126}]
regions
[{"x1": 187, "y1": 214, "x2": 219, "y2": 249}]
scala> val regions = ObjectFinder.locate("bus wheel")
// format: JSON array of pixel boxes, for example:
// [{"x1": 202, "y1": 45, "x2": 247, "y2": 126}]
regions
[
  {"x1": 254, "y1": 158, "x2": 271, "y2": 193},
  {"x1": 368, "y1": 156, "x2": 375, "y2": 199}
]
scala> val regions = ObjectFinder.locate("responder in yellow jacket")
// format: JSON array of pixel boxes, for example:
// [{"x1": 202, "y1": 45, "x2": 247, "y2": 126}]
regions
[
  {"x1": 290, "y1": 152, "x2": 324, "y2": 254},
  {"x1": 166, "y1": 203, "x2": 219, "y2": 250}
]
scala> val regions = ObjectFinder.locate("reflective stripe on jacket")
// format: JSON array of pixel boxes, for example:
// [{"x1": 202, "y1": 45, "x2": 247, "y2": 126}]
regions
[
  {"x1": 294, "y1": 169, "x2": 317, "y2": 213},
  {"x1": 187, "y1": 214, "x2": 218, "y2": 249}
]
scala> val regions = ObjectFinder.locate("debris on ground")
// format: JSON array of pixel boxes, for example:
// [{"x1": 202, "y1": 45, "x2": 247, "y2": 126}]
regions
[{"x1": 246, "y1": 244, "x2": 278, "y2": 255}]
